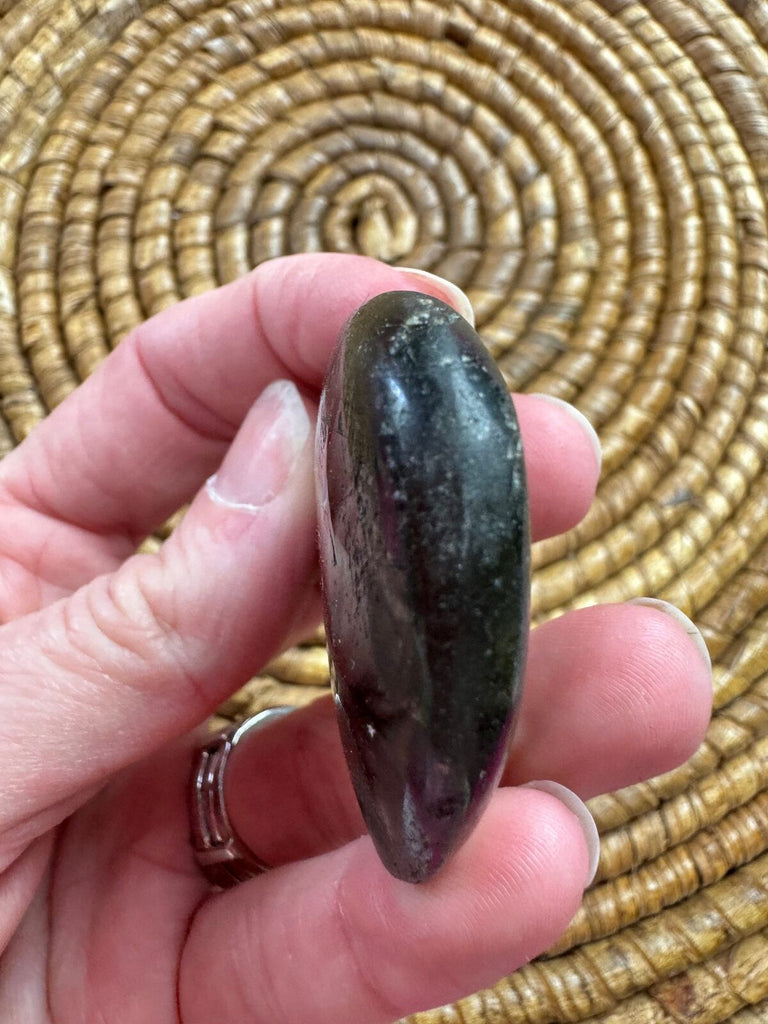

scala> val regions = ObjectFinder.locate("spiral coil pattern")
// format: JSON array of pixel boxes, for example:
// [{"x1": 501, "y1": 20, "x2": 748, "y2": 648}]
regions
[{"x1": 2, "y1": 0, "x2": 768, "y2": 1021}]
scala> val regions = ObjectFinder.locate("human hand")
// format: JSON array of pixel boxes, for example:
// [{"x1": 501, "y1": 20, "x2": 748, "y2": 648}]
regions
[{"x1": 0, "y1": 254, "x2": 712, "y2": 1022}]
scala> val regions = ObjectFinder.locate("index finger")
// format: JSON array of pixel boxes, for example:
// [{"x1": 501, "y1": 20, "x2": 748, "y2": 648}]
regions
[
  {"x1": 0, "y1": 254, "x2": 599, "y2": 544},
  {"x1": 0, "y1": 255, "x2": 460, "y2": 538}
]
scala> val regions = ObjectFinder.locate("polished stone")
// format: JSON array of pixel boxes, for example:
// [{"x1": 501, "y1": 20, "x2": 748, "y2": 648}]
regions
[{"x1": 315, "y1": 291, "x2": 530, "y2": 883}]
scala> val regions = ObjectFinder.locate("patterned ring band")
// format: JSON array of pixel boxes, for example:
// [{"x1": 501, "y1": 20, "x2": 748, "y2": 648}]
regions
[{"x1": 190, "y1": 706, "x2": 294, "y2": 889}]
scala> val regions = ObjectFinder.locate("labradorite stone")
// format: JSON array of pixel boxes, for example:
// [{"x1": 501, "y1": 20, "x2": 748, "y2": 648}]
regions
[{"x1": 315, "y1": 291, "x2": 530, "y2": 883}]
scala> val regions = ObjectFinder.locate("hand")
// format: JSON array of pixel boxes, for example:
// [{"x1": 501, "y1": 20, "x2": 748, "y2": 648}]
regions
[{"x1": 0, "y1": 255, "x2": 711, "y2": 1023}]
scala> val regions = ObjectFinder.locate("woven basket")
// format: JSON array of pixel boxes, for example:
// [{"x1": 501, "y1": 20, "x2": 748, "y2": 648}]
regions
[{"x1": 2, "y1": 0, "x2": 768, "y2": 1020}]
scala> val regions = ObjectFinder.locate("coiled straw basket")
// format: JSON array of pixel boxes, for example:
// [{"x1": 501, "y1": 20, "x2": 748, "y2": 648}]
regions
[{"x1": 2, "y1": 0, "x2": 768, "y2": 1020}]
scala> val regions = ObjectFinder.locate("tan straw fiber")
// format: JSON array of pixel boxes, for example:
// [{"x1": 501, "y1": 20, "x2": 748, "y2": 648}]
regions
[{"x1": 2, "y1": 0, "x2": 768, "y2": 1020}]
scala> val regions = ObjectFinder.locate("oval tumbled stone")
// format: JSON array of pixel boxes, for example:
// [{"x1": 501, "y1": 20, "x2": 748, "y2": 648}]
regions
[{"x1": 315, "y1": 291, "x2": 530, "y2": 883}]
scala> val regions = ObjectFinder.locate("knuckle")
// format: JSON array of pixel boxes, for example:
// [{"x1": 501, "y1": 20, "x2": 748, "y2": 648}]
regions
[
  {"x1": 72, "y1": 563, "x2": 213, "y2": 713},
  {"x1": 132, "y1": 318, "x2": 237, "y2": 444}
]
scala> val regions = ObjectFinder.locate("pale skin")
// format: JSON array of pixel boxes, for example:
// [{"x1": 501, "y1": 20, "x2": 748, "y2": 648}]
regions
[{"x1": 0, "y1": 254, "x2": 712, "y2": 1023}]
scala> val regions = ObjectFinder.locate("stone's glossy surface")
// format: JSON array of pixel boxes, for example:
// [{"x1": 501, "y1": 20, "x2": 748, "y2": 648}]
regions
[{"x1": 315, "y1": 291, "x2": 530, "y2": 883}]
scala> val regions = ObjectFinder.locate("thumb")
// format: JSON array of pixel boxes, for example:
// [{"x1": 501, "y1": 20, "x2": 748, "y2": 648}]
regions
[{"x1": 0, "y1": 381, "x2": 318, "y2": 849}]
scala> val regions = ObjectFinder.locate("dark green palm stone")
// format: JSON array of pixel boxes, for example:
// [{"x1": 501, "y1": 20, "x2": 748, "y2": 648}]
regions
[{"x1": 315, "y1": 291, "x2": 530, "y2": 883}]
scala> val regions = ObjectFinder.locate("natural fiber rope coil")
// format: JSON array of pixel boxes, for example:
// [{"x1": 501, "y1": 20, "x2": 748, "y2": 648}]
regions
[{"x1": 2, "y1": 0, "x2": 768, "y2": 1021}]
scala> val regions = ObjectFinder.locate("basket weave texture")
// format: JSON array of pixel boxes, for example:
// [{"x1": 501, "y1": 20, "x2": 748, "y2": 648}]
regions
[{"x1": 2, "y1": 0, "x2": 768, "y2": 1020}]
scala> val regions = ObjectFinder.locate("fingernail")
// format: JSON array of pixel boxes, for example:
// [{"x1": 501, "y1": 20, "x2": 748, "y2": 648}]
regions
[
  {"x1": 396, "y1": 267, "x2": 475, "y2": 327},
  {"x1": 629, "y1": 598, "x2": 712, "y2": 675},
  {"x1": 531, "y1": 394, "x2": 602, "y2": 474},
  {"x1": 523, "y1": 780, "x2": 600, "y2": 887},
  {"x1": 207, "y1": 380, "x2": 310, "y2": 511}
]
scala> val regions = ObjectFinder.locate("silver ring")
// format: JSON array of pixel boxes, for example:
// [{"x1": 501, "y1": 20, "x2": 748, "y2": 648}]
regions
[{"x1": 190, "y1": 706, "x2": 293, "y2": 889}]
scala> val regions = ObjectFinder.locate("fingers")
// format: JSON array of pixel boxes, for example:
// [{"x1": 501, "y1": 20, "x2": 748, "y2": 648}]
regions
[
  {"x1": 223, "y1": 601, "x2": 713, "y2": 866},
  {"x1": 514, "y1": 393, "x2": 601, "y2": 538},
  {"x1": 0, "y1": 377, "x2": 603, "y2": 850},
  {"x1": 0, "y1": 383, "x2": 321, "y2": 848},
  {"x1": 0, "y1": 252, "x2": 602, "y2": 848},
  {"x1": 0, "y1": 255, "x2": 600, "y2": 572},
  {"x1": 45, "y1": 741, "x2": 209, "y2": 1023},
  {"x1": 502, "y1": 601, "x2": 713, "y2": 794},
  {"x1": 226, "y1": 694, "x2": 363, "y2": 866},
  {"x1": 0, "y1": 256, "x2": 475, "y2": 540},
  {"x1": 178, "y1": 787, "x2": 593, "y2": 1024}
]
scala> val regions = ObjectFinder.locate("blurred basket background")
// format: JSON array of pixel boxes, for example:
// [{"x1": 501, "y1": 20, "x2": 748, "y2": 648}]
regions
[{"x1": 2, "y1": 0, "x2": 768, "y2": 1020}]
